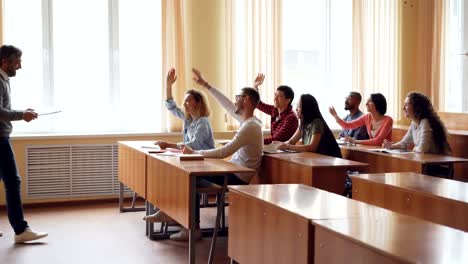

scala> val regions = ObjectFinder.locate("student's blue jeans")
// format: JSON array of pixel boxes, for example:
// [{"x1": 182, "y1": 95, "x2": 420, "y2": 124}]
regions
[{"x1": 0, "y1": 137, "x2": 28, "y2": 234}]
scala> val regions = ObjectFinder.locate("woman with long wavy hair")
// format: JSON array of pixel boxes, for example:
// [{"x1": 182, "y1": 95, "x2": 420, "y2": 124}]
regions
[{"x1": 383, "y1": 92, "x2": 451, "y2": 155}]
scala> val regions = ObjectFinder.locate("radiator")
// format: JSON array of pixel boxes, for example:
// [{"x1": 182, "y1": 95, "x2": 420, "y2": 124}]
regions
[{"x1": 26, "y1": 144, "x2": 130, "y2": 199}]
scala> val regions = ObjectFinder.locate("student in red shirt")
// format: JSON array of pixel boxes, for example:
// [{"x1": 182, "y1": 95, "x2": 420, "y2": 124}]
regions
[{"x1": 253, "y1": 73, "x2": 298, "y2": 145}]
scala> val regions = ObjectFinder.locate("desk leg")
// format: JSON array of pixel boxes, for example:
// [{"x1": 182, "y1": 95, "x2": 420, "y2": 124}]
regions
[
  {"x1": 189, "y1": 177, "x2": 196, "y2": 264},
  {"x1": 208, "y1": 175, "x2": 228, "y2": 264},
  {"x1": 119, "y1": 182, "x2": 124, "y2": 212},
  {"x1": 119, "y1": 182, "x2": 145, "y2": 212}
]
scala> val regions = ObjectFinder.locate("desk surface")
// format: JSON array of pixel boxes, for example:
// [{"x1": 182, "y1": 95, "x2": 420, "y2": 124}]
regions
[
  {"x1": 393, "y1": 124, "x2": 468, "y2": 136},
  {"x1": 264, "y1": 152, "x2": 368, "y2": 168},
  {"x1": 119, "y1": 141, "x2": 254, "y2": 175},
  {"x1": 351, "y1": 172, "x2": 468, "y2": 203},
  {"x1": 340, "y1": 144, "x2": 468, "y2": 164},
  {"x1": 314, "y1": 211, "x2": 468, "y2": 264},
  {"x1": 229, "y1": 184, "x2": 383, "y2": 220}
]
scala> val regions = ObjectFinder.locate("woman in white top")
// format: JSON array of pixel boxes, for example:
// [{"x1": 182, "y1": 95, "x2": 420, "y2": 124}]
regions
[{"x1": 383, "y1": 92, "x2": 451, "y2": 155}]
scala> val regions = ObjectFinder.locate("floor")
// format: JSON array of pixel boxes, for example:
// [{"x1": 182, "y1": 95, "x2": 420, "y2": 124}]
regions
[{"x1": 0, "y1": 201, "x2": 231, "y2": 264}]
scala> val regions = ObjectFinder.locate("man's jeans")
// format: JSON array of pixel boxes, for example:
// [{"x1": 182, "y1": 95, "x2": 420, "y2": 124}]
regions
[{"x1": 0, "y1": 137, "x2": 28, "y2": 234}]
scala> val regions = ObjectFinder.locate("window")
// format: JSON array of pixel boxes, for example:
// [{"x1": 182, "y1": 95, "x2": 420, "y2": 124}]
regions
[
  {"x1": 445, "y1": 0, "x2": 468, "y2": 112},
  {"x1": 3, "y1": 0, "x2": 162, "y2": 134},
  {"x1": 282, "y1": 0, "x2": 352, "y2": 128}
]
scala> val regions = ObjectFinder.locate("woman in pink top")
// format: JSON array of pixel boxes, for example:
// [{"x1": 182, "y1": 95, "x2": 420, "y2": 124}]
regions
[{"x1": 329, "y1": 93, "x2": 393, "y2": 146}]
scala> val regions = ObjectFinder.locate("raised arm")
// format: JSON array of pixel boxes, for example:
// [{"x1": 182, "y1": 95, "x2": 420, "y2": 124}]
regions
[
  {"x1": 164, "y1": 68, "x2": 185, "y2": 120},
  {"x1": 329, "y1": 106, "x2": 367, "y2": 129},
  {"x1": 252, "y1": 73, "x2": 276, "y2": 115},
  {"x1": 192, "y1": 68, "x2": 241, "y2": 122}
]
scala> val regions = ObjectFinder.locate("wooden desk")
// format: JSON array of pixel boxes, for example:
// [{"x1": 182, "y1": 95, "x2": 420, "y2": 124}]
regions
[
  {"x1": 118, "y1": 141, "x2": 254, "y2": 264},
  {"x1": 340, "y1": 144, "x2": 468, "y2": 176},
  {"x1": 258, "y1": 152, "x2": 368, "y2": 195},
  {"x1": 351, "y1": 172, "x2": 468, "y2": 231},
  {"x1": 228, "y1": 184, "x2": 379, "y2": 264},
  {"x1": 118, "y1": 141, "x2": 150, "y2": 212},
  {"x1": 314, "y1": 211, "x2": 468, "y2": 264},
  {"x1": 392, "y1": 125, "x2": 468, "y2": 181},
  {"x1": 229, "y1": 184, "x2": 468, "y2": 264}
]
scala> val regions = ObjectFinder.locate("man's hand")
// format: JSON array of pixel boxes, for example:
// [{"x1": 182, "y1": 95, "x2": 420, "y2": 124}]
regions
[
  {"x1": 253, "y1": 73, "x2": 265, "y2": 90},
  {"x1": 328, "y1": 106, "x2": 338, "y2": 118},
  {"x1": 192, "y1": 68, "x2": 209, "y2": 87},
  {"x1": 23, "y1": 109, "x2": 38, "y2": 122}
]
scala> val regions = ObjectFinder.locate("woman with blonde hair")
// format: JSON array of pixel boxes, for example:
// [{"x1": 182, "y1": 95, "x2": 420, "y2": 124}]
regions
[
  {"x1": 144, "y1": 68, "x2": 214, "y2": 228},
  {"x1": 154, "y1": 68, "x2": 214, "y2": 151}
]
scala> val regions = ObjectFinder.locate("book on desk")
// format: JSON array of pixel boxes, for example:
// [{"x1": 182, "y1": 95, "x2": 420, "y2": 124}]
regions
[{"x1": 179, "y1": 154, "x2": 205, "y2": 161}]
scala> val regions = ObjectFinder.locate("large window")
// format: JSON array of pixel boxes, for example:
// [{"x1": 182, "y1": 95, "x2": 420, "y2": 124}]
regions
[
  {"x1": 282, "y1": 0, "x2": 352, "y2": 127},
  {"x1": 445, "y1": 0, "x2": 468, "y2": 112},
  {"x1": 3, "y1": 0, "x2": 162, "y2": 134}
]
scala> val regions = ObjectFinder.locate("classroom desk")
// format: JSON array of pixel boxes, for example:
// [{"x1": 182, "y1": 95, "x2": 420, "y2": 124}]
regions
[
  {"x1": 118, "y1": 141, "x2": 149, "y2": 212},
  {"x1": 340, "y1": 144, "x2": 468, "y2": 176},
  {"x1": 257, "y1": 152, "x2": 368, "y2": 195},
  {"x1": 392, "y1": 125, "x2": 468, "y2": 181},
  {"x1": 351, "y1": 172, "x2": 468, "y2": 232},
  {"x1": 313, "y1": 212, "x2": 468, "y2": 264},
  {"x1": 118, "y1": 141, "x2": 254, "y2": 264},
  {"x1": 228, "y1": 184, "x2": 468, "y2": 264}
]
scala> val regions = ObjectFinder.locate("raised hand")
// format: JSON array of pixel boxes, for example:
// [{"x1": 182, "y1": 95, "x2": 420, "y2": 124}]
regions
[
  {"x1": 328, "y1": 106, "x2": 338, "y2": 118},
  {"x1": 253, "y1": 73, "x2": 265, "y2": 89},
  {"x1": 192, "y1": 68, "x2": 208, "y2": 87},
  {"x1": 166, "y1": 68, "x2": 177, "y2": 86}
]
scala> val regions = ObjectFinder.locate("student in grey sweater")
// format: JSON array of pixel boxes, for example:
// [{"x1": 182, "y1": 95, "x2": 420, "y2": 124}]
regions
[
  {"x1": 168, "y1": 68, "x2": 263, "y2": 241},
  {"x1": 383, "y1": 92, "x2": 451, "y2": 155},
  {"x1": 0, "y1": 45, "x2": 47, "y2": 243}
]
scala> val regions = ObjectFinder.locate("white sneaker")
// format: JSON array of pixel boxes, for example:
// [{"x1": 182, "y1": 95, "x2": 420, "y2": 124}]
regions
[
  {"x1": 169, "y1": 228, "x2": 202, "y2": 241},
  {"x1": 15, "y1": 228, "x2": 48, "y2": 243},
  {"x1": 143, "y1": 211, "x2": 177, "y2": 225},
  {"x1": 0, "y1": 230, "x2": 3, "y2": 237}
]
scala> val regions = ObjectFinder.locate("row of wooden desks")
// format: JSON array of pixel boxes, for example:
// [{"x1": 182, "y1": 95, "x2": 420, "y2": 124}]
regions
[
  {"x1": 340, "y1": 144, "x2": 468, "y2": 175},
  {"x1": 351, "y1": 172, "x2": 468, "y2": 232},
  {"x1": 118, "y1": 141, "x2": 254, "y2": 264},
  {"x1": 229, "y1": 184, "x2": 468, "y2": 264}
]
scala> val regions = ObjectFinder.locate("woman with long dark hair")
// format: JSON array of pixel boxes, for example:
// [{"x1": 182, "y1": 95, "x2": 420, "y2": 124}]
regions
[
  {"x1": 277, "y1": 94, "x2": 341, "y2": 158},
  {"x1": 329, "y1": 93, "x2": 393, "y2": 146},
  {"x1": 383, "y1": 92, "x2": 451, "y2": 154}
]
